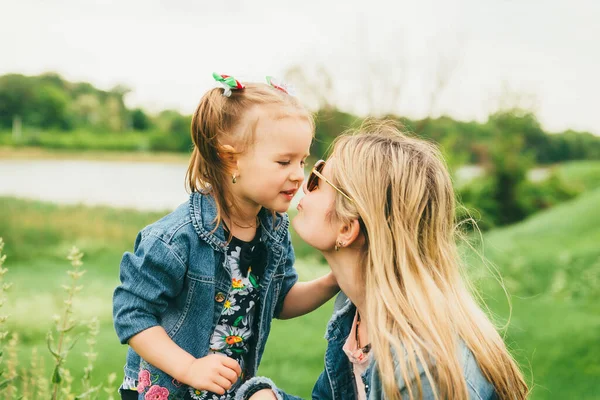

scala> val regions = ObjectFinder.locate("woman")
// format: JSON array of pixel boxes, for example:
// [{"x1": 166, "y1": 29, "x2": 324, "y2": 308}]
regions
[{"x1": 237, "y1": 121, "x2": 529, "y2": 400}]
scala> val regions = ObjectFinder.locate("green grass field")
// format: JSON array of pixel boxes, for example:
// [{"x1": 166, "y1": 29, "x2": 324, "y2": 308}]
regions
[
  {"x1": 555, "y1": 160, "x2": 600, "y2": 192},
  {"x1": 0, "y1": 188, "x2": 599, "y2": 398}
]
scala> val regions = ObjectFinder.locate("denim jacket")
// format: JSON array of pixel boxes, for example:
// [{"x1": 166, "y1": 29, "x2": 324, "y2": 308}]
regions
[
  {"x1": 236, "y1": 293, "x2": 498, "y2": 400},
  {"x1": 112, "y1": 191, "x2": 298, "y2": 399}
]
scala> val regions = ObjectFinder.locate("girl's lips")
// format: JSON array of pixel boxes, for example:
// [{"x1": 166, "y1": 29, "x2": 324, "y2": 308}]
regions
[
  {"x1": 280, "y1": 189, "x2": 298, "y2": 199},
  {"x1": 280, "y1": 190, "x2": 296, "y2": 201}
]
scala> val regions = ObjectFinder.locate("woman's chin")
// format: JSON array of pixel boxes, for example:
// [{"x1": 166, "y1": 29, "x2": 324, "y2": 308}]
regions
[{"x1": 290, "y1": 214, "x2": 301, "y2": 231}]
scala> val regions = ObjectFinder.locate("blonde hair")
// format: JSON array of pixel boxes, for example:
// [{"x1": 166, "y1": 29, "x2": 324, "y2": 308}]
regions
[
  {"x1": 329, "y1": 120, "x2": 528, "y2": 400},
  {"x1": 186, "y1": 82, "x2": 313, "y2": 226}
]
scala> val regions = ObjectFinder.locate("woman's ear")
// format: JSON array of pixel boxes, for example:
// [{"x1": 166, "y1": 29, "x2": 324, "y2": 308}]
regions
[{"x1": 336, "y1": 219, "x2": 362, "y2": 249}]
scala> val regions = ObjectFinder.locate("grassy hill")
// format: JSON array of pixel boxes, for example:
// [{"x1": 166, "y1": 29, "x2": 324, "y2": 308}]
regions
[
  {"x1": 0, "y1": 188, "x2": 599, "y2": 398},
  {"x1": 470, "y1": 187, "x2": 600, "y2": 399},
  {"x1": 555, "y1": 160, "x2": 600, "y2": 192}
]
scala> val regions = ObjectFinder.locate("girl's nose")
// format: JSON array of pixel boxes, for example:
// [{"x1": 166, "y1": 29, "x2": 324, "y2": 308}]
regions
[{"x1": 290, "y1": 165, "x2": 305, "y2": 183}]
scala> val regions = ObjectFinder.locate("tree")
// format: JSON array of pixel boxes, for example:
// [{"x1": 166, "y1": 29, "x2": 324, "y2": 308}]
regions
[
  {"x1": 0, "y1": 74, "x2": 35, "y2": 128},
  {"x1": 487, "y1": 113, "x2": 534, "y2": 225},
  {"x1": 131, "y1": 108, "x2": 151, "y2": 131},
  {"x1": 33, "y1": 83, "x2": 72, "y2": 129}
]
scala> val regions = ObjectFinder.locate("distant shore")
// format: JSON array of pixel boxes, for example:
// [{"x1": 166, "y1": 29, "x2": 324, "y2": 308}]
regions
[{"x1": 0, "y1": 146, "x2": 190, "y2": 164}]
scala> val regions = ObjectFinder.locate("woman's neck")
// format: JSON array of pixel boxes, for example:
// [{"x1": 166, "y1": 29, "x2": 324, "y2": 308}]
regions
[
  {"x1": 323, "y1": 249, "x2": 367, "y2": 317},
  {"x1": 326, "y1": 249, "x2": 371, "y2": 348}
]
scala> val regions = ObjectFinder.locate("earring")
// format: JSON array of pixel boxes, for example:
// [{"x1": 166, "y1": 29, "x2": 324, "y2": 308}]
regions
[
  {"x1": 335, "y1": 240, "x2": 343, "y2": 251},
  {"x1": 232, "y1": 173, "x2": 237, "y2": 184}
]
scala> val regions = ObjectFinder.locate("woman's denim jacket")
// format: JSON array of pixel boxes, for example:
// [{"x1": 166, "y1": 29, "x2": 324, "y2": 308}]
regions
[
  {"x1": 236, "y1": 293, "x2": 498, "y2": 400},
  {"x1": 112, "y1": 191, "x2": 298, "y2": 399}
]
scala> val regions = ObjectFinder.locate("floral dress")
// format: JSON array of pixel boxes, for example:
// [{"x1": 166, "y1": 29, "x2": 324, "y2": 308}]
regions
[
  {"x1": 120, "y1": 232, "x2": 266, "y2": 400},
  {"x1": 186, "y1": 232, "x2": 266, "y2": 400}
]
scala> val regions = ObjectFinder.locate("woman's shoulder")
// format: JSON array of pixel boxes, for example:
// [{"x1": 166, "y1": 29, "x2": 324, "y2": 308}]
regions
[
  {"x1": 459, "y1": 342, "x2": 497, "y2": 400},
  {"x1": 370, "y1": 339, "x2": 497, "y2": 399}
]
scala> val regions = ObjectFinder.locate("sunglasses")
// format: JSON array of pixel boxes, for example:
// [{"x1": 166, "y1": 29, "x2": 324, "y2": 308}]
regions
[{"x1": 307, "y1": 160, "x2": 353, "y2": 202}]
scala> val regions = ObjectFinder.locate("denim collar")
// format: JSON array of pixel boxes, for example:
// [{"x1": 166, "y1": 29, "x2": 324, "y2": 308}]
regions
[
  {"x1": 324, "y1": 292, "x2": 356, "y2": 342},
  {"x1": 188, "y1": 190, "x2": 289, "y2": 253}
]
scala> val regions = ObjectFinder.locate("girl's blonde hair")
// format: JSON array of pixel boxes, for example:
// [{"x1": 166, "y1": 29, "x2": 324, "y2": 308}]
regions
[
  {"x1": 329, "y1": 120, "x2": 528, "y2": 400},
  {"x1": 186, "y1": 82, "x2": 313, "y2": 226}
]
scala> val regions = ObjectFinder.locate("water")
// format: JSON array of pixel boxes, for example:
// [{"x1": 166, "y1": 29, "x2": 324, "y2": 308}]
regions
[
  {"x1": 0, "y1": 159, "x2": 548, "y2": 211},
  {"x1": 0, "y1": 159, "x2": 190, "y2": 211},
  {"x1": 0, "y1": 159, "x2": 305, "y2": 211}
]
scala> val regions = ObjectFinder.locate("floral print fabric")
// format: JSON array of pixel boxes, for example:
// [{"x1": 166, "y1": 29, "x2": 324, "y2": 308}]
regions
[
  {"x1": 187, "y1": 235, "x2": 263, "y2": 400},
  {"x1": 121, "y1": 233, "x2": 265, "y2": 400}
]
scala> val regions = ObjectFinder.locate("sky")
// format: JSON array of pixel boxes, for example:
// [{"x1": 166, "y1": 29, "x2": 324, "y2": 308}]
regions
[{"x1": 1, "y1": 0, "x2": 599, "y2": 134}]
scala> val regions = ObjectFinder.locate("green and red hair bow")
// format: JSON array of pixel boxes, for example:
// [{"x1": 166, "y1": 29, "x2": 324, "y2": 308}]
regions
[{"x1": 213, "y1": 72, "x2": 244, "y2": 97}]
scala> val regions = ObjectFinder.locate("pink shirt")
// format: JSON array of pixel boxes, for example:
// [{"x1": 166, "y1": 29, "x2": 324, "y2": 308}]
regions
[{"x1": 342, "y1": 311, "x2": 372, "y2": 400}]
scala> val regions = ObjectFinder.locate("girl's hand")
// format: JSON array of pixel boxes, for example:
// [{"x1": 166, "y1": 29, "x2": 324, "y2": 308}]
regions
[
  {"x1": 248, "y1": 389, "x2": 278, "y2": 400},
  {"x1": 181, "y1": 354, "x2": 242, "y2": 394}
]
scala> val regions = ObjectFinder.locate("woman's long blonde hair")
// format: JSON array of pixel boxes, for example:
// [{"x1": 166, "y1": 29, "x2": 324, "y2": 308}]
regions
[{"x1": 329, "y1": 120, "x2": 528, "y2": 400}]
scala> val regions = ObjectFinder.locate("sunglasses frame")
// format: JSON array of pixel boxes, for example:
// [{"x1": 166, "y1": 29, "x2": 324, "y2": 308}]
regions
[{"x1": 307, "y1": 160, "x2": 354, "y2": 202}]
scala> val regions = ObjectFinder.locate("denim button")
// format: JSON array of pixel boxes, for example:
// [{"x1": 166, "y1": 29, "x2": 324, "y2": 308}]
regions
[{"x1": 215, "y1": 292, "x2": 226, "y2": 302}]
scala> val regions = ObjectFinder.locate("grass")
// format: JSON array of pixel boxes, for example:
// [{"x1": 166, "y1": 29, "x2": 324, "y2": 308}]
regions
[
  {"x1": 1, "y1": 189, "x2": 599, "y2": 398},
  {"x1": 468, "y1": 188, "x2": 600, "y2": 399},
  {"x1": 554, "y1": 160, "x2": 600, "y2": 192},
  {"x1": 0, "y1": 197, "x2": 331, "y2": 398}
]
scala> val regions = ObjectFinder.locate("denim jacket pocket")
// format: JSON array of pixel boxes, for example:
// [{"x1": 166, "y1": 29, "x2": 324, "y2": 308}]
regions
[{"x1": 163, "y1": 273, "x2": 207, "y2": 339}]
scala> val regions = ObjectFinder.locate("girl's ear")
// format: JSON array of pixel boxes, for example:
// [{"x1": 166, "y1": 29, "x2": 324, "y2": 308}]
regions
[
  {"x1": 219, "y1": 144, "x2": 238, "y2": 172},
  {"x1": 336, "y1": 219, "x2": 362, "y2": 249}
]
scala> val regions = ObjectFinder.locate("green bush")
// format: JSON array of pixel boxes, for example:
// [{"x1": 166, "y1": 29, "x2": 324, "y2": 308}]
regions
[
  {"x1": 148, "y1": 130, "x2": 193, "y2": 153},
  {"x1": 457, "y1": 177, "x2": 500, "y2": 231},
  {"x1": 517, "y1": 173, "x2": 581, "y2": 216}
]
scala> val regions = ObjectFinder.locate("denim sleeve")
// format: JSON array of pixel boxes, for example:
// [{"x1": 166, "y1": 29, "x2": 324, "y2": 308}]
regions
[
  {"x1": 311, "y1": 370, "x2": 333, "y2": 400},
  {"x1": 273, "y1": 228, "x2": 298, "y2": 319},
  {"x1": 112, "y1": 231, "x2": 187, "y2": 344},
  {"x1": 234, "y1": 369, "x2": 332, "y2": 400},
  {"x1": 234, "y1": 376, "x2": 304, "y2": 400}
]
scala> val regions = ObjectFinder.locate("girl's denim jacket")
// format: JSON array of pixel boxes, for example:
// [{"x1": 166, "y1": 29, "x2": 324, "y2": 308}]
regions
[
  {"x1": 236, "y1": 293, "x2": 498, "y2": 400},
  {"x1": 112, "y1": 191, "x2": 298, "y2": 399}
]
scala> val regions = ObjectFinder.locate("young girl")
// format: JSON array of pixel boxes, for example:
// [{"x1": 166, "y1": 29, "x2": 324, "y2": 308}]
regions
[
  {"x1": 112, "y1": 73, "x2": 339, "y2": 400},
  {"x1": 239, "y1": 121, "x2": 529, "y2": 400}
]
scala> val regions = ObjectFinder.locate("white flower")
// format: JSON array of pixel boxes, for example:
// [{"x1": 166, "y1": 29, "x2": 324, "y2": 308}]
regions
[
  {"x1": 210, "y1": 325, "x2": 251, "y2": 353},
  {"x1": 227, "y1": 246, "x2": 244, "y2": 279},
  {"x1": 221, "y1": 296, "x2": 240, "y2": 316}
]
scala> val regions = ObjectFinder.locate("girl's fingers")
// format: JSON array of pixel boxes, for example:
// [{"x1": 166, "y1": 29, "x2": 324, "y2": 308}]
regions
[
  {"x1": 202, "y1": 382, "x2": 227, "y2": 395},
  {"x1": 213, "y1": 375, "x2": 233, "y2": 392},
  {"x1": 221, "y1": 357, "x2": 242, "y2": 376},
  {"x1": 219, "y1": 365, "x2": 239, "y2": 384}
]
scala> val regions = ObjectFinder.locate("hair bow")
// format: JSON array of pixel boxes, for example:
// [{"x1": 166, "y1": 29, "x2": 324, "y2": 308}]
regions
[
  {"x1": 213, "y1": 72, "x2": 245, "y2": 97},
  {"x1": 266, "y1": 76, "x2": 294, "y2": 95}
]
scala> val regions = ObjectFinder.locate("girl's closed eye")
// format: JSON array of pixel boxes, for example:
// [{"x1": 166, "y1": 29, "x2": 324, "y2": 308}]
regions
[{"x1": 278, "y1": 159, "x2": 306, "y2": 167}]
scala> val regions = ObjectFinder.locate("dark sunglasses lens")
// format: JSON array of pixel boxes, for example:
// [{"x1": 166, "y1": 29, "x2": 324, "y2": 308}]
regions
[
  {"x1": 307, "y1": 172, "x2": 318, "y2": 191},
  {"x1": 307, "y1": 161, "x2": 325, "y2": 192}
]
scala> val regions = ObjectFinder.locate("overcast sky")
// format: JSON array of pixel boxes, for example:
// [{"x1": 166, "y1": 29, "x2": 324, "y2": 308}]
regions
[{"x1": 2, "y1": 0, "x2": 599, "y2": 134}]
